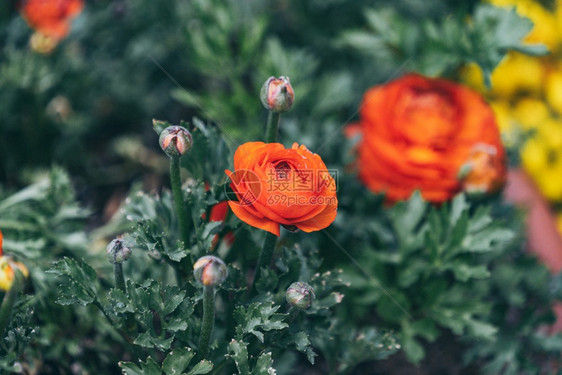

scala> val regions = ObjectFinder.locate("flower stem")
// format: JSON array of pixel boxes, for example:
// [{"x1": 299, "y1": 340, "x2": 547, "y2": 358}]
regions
[
  {"x1": 170, "y1": 156, "x2": 192, "y2": 273},
  {"x1": 114, "y1": 263, "x2": 126, "y2": 292},
  {"x1": 264, "y1": 111, "x2": 281, "y2": 143},
  {"x1": 198, "y1": 285, "x2": 216, "y2": 359},
  {"x1": 0, "y1": 270, "x2": 24, "y2": 337},
  {"x1": 251, "y1": 232, "x2": 277, "y2": 293}
]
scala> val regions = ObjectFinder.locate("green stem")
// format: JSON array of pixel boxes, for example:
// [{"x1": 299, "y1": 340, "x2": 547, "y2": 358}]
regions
[
  {"x1": 170, "y1": 156, "x2": 193, "y2": 277},
  {"x1": 198, "y1": 286, "x2": 216, "y2": 359},
  {"x1": 170, "y1": 156, "x2": 189, "y2": 245},
  {"x1": 251, "y1": 232, "x2": 277, "y2": 293},
  {"x1": 114, "y1": 263, "x2": 126, "y2": 292},
  {"x1": 264, "y1": 111, "x2": 281, "y2": 143},
  {"x1": 0, "y1": 270, "x2": 24, "y2": 337}
]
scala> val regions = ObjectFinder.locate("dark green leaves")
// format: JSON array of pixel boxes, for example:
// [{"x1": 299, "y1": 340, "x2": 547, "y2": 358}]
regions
[
  {"x1": 120, "y1": 348, "x2": 213, "y2": 375},
  {"x1": 48, "y1": 257, "x2": 98, "y2": 306},
  {"x1": 339, "y1": 4, "x2": 547, "y2": 84},
  {"x1": 234, "y1": 302, "x2": 288, "y2": 343}
]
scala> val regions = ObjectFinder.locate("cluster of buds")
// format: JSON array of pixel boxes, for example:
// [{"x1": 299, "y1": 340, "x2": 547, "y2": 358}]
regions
[
  {"x1": 261, "y1": 76, "x2": 295, "y2": 113},
  {"x1": 286, "y1": 281, "x2": 315, "y2": 310},
  {"x1": 159, "y1": 125, "x2": 193, "y2": 158},
  {"x1": 106, "y1": 238, "x2": 132, "y2": 264},
  {"x1": 0, "y1": 231, "x2": 29, "y2": 292},
  {"x1": 193, "y1": 256, "x2": 228, "y2": 287}
]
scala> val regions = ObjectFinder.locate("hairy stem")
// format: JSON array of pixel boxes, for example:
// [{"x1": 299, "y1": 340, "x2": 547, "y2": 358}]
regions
[
  {"x1": 114, "y1": 263, "x2": 126, "y2": 292},
  {"x1": 264, "y1": 111, "x2": 281, "y2": 143},
  {"x1": 251, "y1": 232, "x2": 277, "y2": 293},
  {"x1": 170, "y1": 156, "x2": 193, "y2": 274},
  {"x1": 198, "y1": 285, "x2": 216, "y2": 359}
]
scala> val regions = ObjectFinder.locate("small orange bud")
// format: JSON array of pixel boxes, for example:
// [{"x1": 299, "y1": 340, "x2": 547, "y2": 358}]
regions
[
  {"x1": 193, "y1": 256, "x2": 227, "y2": 287},
  {"x1": 159, "y1": 126, "x2": 193, "y2": 158},
  {"x1": 0, "y1": 257, "x2": 29, "y2": 292},
  {"x1": 458, "y1": 143, "x2": 506, "y2": 196},
  {"x1": 260, "y1": 76, "x2": 294, "y2": 113}
]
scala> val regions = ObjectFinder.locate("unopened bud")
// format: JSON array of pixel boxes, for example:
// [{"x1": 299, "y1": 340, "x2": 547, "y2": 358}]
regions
[
  {"x1": 0, "y1": 257, "x2": 29, "y2": 292},
  {"x1": 260, "y1": 76, "x2": 294, "y2": 113},
  {"x1": 193, "y1": 256, "x2": 227, "y2": 287},
  {"x1": 159, "y1": 126, "x2": 193, "y2": 158},
  {"x1": 106, "y1": 238, "x2": 132, "y2": 264},
  {"x1": 286, "y1": 282, "x2": 315, "y2": 310},
  {"x1": 458, "y1": 143, "x2": 505, "y2": 196}
]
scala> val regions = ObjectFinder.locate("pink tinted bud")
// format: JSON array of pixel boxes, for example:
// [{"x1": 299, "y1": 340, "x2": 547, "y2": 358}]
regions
[
  {"x1": 286, "y1": 282, "x2": 315, "y2": 310},
  {"x1": 159, "y1": 126, "x2": 193, "y2": 158},
  {"x1": 193, "y1": 256, "x2": 227, "y2": 287},
  {"x1": 260, "y1": 76, "x2": 294, "y2": 113}
]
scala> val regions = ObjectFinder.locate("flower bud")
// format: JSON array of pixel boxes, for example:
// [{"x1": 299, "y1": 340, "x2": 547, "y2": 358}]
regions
[
  {"x1": 193, "y1": 256, "x2": 227, "y2": 287},
  {"x1": 106, "y1": 238, "x2": 132, "y2": 264},
  {"x1": 458, "y1": 143, "x2": 505, "y2": 196},
  {"x1": 286, "y1": 282, "x2": 315, "y2": 310},
  {"x1": 0, "y1": 257, "x2": 29, "y2": 292},
  {"x1": 260, "y1": 76, "x2": 294, "y2": 113},
  {"x1": 159, "y1": 126, "x2": 193, "y2": 158},
  {"x1": 30, "y1": 32, "x2": 57, "y2": 54}
]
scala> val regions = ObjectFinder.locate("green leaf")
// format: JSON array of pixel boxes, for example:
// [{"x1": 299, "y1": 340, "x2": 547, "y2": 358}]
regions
[
  {"x1": 162, "y1": 348, "x2": 194, "y2": 375},
  {"x1": 450, "y1": 263, "x2": 490, "y2": 282},
  {"x1": 234, "y1": 302, "x2": 288, "y2": 342},
  {"x1": 48, "y1": 257, "x2": 97, "y2": 306},
  {"x1": 120, "y1": 357, "x2": 161, "y2": 375},
  {"x1": 253, "y1": 352, "x2": 275, "y2": 375},
  {"x1": 186, "y1": 360, "x2": 213, "y2": 375},
  {"x1": 228, "y1": 339, "x2": 250, "y2": 374},
  {"x1": 134, "y1": 332, "x2": 174, "y2": 351},
  {"x1": 401, "y1": 335, "x2": 425, "y2": 364}
]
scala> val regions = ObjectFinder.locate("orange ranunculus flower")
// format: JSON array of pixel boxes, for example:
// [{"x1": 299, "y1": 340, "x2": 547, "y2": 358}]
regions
[
  {"x1": 225, "y1": 142, "x2": 338, "y2": 236},
  {"x1": 20, "y1": 0, "x2": 84, "y2": 41},
  {"x1": 356, "y1": 73, "x2": 506, "y2": 203}
]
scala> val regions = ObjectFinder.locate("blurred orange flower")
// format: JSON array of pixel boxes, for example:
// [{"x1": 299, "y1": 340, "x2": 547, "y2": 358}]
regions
[
  {"x1": 226, "y1": 142, "x2": 338, "y2": 236},
  {"x1": 20, "y1": 0, "x2": 84, "y2": 41},
  {"x1": 356, "y1": 74, "x2": 506, "y2": 203}
]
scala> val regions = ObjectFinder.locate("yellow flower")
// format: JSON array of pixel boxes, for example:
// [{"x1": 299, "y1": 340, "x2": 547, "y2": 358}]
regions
[
  {"x1": 512, "y1": 97, "x2": 550, "y2": 129},
  {"x1": 538, "y1": 118, "x2": 562, "y2": 148},
  {"x1": 492, "y1": 53, "x2": 545, "y2": 97},
  {"x1": 535, "y1": 163, "x2": 562, "y2": 200},
  {"x1": 490, "y1": 100, "x2": 514, "y2": 133},
  {"x1": 521, "y1": 136, "x2": 549, "y2": 174},
  {"x1": 546, "y1": 70, "x2": 562, "y2": 115}
]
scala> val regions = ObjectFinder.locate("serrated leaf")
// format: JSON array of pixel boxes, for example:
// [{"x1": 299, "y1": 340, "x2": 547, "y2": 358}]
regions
[
  {"x1": 134, "y1": 332, "x2": 174, "y2": 351},
  {"x1": 120, "y1": 357, "x2": 161, "y2": 375},
  {"x1": 254, "y1": 352, "x2": 275, "y2": 375},
  {"x1": 162, "y1": 348, "x2": 194, "y2": 375},
  {"x1": 228, "y1": 339, "x2": 250, "y2": 374},
  {"x1": 186, "y1": 360, "x2": 213, "y2": 375},
  {"x1": 450, "y1": 263, "x2": 490, "y2": 282},
  {"x1": 48, "y1": 257, "x2": 97, "y2": 306},
  {"x1": 108, "y1": 289, "x2": 134, "y2": 314}
]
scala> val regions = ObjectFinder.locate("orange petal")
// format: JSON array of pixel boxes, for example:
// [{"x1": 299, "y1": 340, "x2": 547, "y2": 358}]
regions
[
  {"x1": 294, "y1": 199, "x2": 338, "y2": 232},
  {"x1": 228, "y1": 202, "x2": 280, "y2": 236}
]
